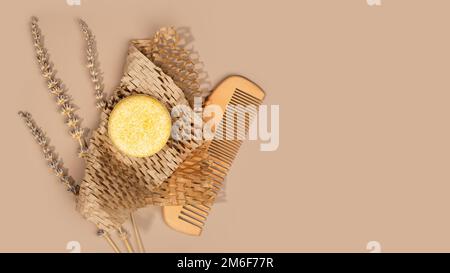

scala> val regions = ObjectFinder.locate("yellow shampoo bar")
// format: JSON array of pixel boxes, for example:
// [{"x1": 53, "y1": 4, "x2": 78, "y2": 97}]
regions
[{"x1": 108, "y1": 95, "x2": 172, "y2": 158}]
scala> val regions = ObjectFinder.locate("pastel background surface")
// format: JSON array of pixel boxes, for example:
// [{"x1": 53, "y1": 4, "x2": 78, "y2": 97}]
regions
[{"x1": 1, "y1": 0, "x2": 450, "y2": 252}]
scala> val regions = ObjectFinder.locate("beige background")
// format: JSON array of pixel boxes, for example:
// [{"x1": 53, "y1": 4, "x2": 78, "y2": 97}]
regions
[{"x1": 1, "y1": 0, "x2": 450, "y2": 252}]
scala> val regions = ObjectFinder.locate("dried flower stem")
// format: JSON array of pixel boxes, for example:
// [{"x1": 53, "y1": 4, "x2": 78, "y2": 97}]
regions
[
  {"x1": 30, "y1": 17, "x2": 88, "y2": 158},
  {"x1": 130, "y1": 213, "x2": 145, "y2": 253},
  {"x1": 79, "y1": 19, "x2": 107, "y2": 109},
  {"x1": 97, "y1": 229, "x2": 121, "y2": 253},
  {"x1": 118, "y1": 227, "x2": 134, "y2": 253},
  {"x1": 18, "y1": 111, "x2": 79, "y2": 195}
]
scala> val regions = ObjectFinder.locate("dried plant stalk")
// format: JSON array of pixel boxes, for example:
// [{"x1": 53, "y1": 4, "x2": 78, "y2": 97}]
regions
[
  {"x1": 79, "y1": 19, "x2": 107, "y2": 110},
  {"x1": 117, "y1": 227, "x2": 134, "y2": 253},
  {"x1": 18, "y1": 111, "x2": 79, "y2": 195},
  {"x1": 30, "y1": 17, "x2": 88, "y2": 158},
  {"x1": 18, "y1": 109, "x2": 123, "y2": 252},
  {"x1": 96, "y1": 229, "x2": 121, "y2": 253}
]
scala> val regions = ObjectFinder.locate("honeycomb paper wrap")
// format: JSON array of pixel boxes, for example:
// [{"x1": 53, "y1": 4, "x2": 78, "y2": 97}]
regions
[{"x1": 76, "y1": 31, "x2": 217, "y2": 232}]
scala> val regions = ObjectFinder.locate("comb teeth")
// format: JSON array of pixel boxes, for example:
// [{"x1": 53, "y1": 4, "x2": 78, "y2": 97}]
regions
[
  {"x1": 164, "y1": 76, "x2": 265, "y2": 236},
  {"x1": 177, "y1": 88, "x2": 262, "y2": 228},
  {"x1": 178, "y1": 204, "x2": 210, "y2": 227},
  {"x1": 216, "y1": 89, "x2": 261, "y2": 141},
  {"x1": 207, "y1": 89, "x2": 261, "y2": 174},
  {"x1": 232, "y1": 88, "x2": 263, "y2": 106}
]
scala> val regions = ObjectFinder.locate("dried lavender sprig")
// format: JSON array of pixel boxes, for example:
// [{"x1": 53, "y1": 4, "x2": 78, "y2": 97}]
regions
[
  {"x1": 78, "y1": 19, "x2": 107, "y2": 109},
  {"x1": 18, "y1": 111, "x2": 79, "y2": 195},
  {"x1": 30, "y1": 17, "x2": 88, "y2": 158}
]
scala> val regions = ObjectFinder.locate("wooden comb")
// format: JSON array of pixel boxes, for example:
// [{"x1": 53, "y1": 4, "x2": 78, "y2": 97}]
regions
[{"x1": 163, "y1": 75, "x2": 265, "y2": 235}]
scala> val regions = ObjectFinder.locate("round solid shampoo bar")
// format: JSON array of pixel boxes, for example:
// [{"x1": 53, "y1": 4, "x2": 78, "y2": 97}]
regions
[{"x1": 108, "y1": 95, "x2": 172, "y2": 158}]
